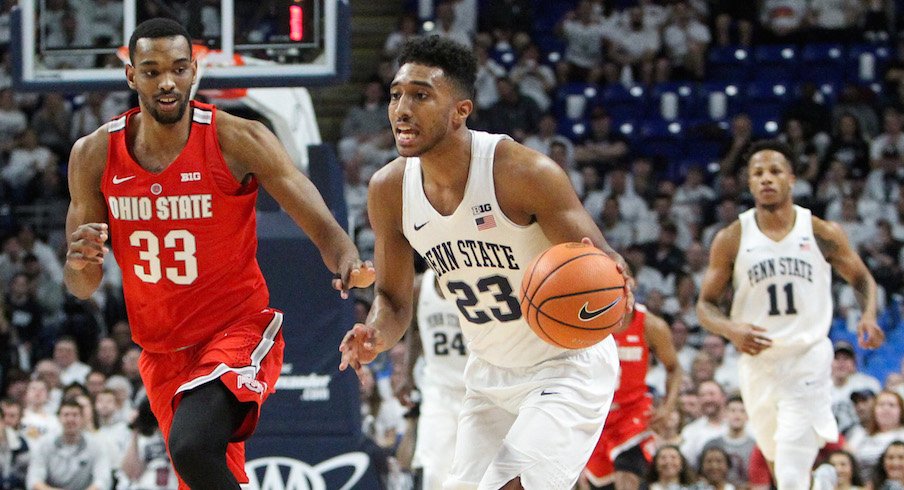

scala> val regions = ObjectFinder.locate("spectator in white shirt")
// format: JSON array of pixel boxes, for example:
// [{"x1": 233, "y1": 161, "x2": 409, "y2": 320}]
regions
[
  {"x1": 53, "y1": 337, "x2": 91, "y2": 387},
  {"x1": 425, "y1": 0, "x2": 472, "y2": 48},
  {"x1": 508, "y1": 44, "x2": 556, "y2": 112},
  {"x1": 807, "y1": 0, "x2": 861, "y2": 42},
  {"x1": 845, "y1": 390, "x2": 904, "y2": 481},
  {"x1": 871, "y1": 108, "x2": 904, "y2": 166},
  {"x1": 760, "y1": 0, "x2": 809, "y2": 43},
  {"x1": 663, "y1": 1, "x2": 712, "y2": 80},
  {"x1": 556, "y1": 0, "x2": 611, "y2": 84},
  {"x1": 19, "y1": 380, "x2": 61, "y2": 445},
  {"x1": 608, "y1": 7, "x2": 663, "y2": 85},
  {"x1": 0, "y1": 88, "x2": 26, "y2": 153},
  {"x1": 42, "y1": 11, "x2": 95, "y2": 69},
  {"x1": 1, "y1": 129, "x2": 56, "y2": 200},
  {"x1": 680, "y1": 380, "x2": 727, "y2": 465}
]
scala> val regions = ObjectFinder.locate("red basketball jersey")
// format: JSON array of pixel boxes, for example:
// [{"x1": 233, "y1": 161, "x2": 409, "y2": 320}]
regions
[
  {"x1": 101, "y1": 101, "x2": 269, "y2": 352},
  {"x1": 612, "y1": 305, "x2": 650, "y2": 406}
]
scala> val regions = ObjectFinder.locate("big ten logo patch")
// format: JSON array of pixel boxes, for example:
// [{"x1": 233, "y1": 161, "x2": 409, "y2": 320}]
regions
[
  {"x1": 181, "y1": 172, "x2": 202, "y2": 182},
  {"x1": 237, "y1": 374, "x2": 266, "y2": 394},
  {"x1": 471, "y1": 203, "x2": 492, "y2": 215}
]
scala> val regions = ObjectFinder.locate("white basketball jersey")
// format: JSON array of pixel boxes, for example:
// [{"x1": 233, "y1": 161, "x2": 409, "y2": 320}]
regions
[
  {"x1": 730, "y1": 206, "x2": 833, "y2": 350},
  {"x1": 417, "y1": 269, "x2": 468, "y2": 389},
  {"x1": 403, "y1": 130, "x2": 579, "y2": 367}
]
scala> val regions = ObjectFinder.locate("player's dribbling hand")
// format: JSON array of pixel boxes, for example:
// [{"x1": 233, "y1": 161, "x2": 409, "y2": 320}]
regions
[
  {"x1": 332, "y1": 260, "x2": 376, "y2": 299},
  {"x1": 339, "y1": 323, "x2": 381, "y2": 376},
  {"x1": 857, "y1": 317, "x2": 884, "y2": 349},
  {"x1": 66, "y1": 223, "x2": 109, "y2": 270},
  {"x1": 581, "y1": 237, "x2": 635, "y2": 313},
  {"x1": 728, "y1": 323, "x2": 772, "y2": 356}
]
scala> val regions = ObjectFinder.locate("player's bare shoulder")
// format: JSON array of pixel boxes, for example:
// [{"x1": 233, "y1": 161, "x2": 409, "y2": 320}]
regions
[
  {"x1": 492, "y1": 138, "x2": 562, "y2": 187},
  {"x1": 212, "y1": 109, "x2": 271, "y2": 165},
  {"x1": 367, "y1": 156, "x2": 407, "y2": 230},
  {"x1": 810, "y1": 215, "x2": 846, "y2": 261},
  {"x1": 710, "y1": 220, "x2": 742, "y2": 264},
  {"x1": 69, "y1": 124, "x2": 110, "y2": 185}
]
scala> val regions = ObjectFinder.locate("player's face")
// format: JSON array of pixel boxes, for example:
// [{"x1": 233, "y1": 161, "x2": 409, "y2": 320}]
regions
[
  {"x1": 748, "y1": 150, "x2": 795, "y2": 208},
  {"x1": 388, "y1": 63, "x2": 470, "y2": 158},
  {"x1": 127, "y1": 36, "x2": 196, "y2": 125}
]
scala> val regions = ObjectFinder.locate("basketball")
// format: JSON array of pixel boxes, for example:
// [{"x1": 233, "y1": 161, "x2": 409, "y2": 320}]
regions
[{"x1": 520, "y1": 242, "x2": 627, "y2": 349}]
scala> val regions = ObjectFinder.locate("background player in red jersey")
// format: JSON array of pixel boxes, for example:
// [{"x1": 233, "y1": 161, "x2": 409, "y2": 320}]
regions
[
  {"x1": 583, "y1": 305, "x2": 684, "y2": 490},
  {"x1": 63, "y1": 18, "x2": 373, "y2": 489}
]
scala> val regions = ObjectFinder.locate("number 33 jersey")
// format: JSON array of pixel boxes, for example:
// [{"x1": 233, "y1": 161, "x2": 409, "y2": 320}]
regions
[
  {"x1": 102, "y1": 102, "x2": 269, "y2": 353},
  {"x1": 403, "y1": 130, "x2": 572, "y2": 368},
  {"x1": 730, "y1": 206, "x2": 833, "y2": 350}
]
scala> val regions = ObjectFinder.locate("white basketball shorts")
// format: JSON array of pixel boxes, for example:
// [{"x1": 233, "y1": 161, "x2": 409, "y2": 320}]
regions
[
  {"x1": 738, "y1": 337, "x2": 839, "y2": 461},
  {"x1": 443, "y1": 336, "x2": 619, "y2": 490}
]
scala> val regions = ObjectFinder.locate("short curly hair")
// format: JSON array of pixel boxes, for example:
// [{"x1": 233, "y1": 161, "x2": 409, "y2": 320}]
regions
[
  {"x1": 398, "y1": 36, "x2": 476, "y2": 100},
  {"x1": 744, "y1": 139, "x2": 797, "y2": 174}
]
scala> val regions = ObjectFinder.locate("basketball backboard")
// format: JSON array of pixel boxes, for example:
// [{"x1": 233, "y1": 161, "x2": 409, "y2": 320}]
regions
[{"x1": 11, "y1": 0, "x2": 350, "y2": 92}]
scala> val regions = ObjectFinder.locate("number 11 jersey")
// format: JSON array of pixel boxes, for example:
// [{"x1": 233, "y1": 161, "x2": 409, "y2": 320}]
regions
[
  {"x1": 730, "y1": 205, "x2": 833, "y2": 351},
  {"x1": 102, "y1": 102, "x2": 269, "y2": 353},
  {"x1": 402, "y1": 130, "x2": 573, "y2": 368}
]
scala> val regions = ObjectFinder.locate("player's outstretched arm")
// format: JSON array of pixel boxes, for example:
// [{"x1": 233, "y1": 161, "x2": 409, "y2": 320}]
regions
[
  {"x1": 812, "y1": 217, "x2": 884, "y2": 349},
  {"x1": 217, "y1": 112, "x2": 374, "y2": 294},
  {"x1": 339, "y1": 161, "x2": 415, "y2": 376},
  {"x1": 645, "y1": 312, "x2": 684, "y2": 427},
  {"x1": 696, "y1": 222, "x2": 772, "y2": 355},
  {"x1": 496, "y1": 140, "x2": 635, "y2": 311},
  {"x1": 64, "y1": 130, "x2": 110, "y2": 299}
]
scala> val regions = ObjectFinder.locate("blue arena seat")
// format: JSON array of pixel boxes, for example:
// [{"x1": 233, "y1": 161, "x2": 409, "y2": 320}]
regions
[
  {"x1": 650, "y1": 82, "x2": 701, "y2": 120},
  {"x1": 799, "y1": 43, "x2": 846, "y2": 85},
  {"x1": 847, "y1": 43, "x2": 892, "y2": 83},
  {"x1": 753, "y1": 44, "x2": 799, "y2": 82},
  {"x1": 596, "y1": 83, "x2": 651, "y2": 121},
  {"x1": 707, "y1": 45, "x2": 753, "y2": 82}
]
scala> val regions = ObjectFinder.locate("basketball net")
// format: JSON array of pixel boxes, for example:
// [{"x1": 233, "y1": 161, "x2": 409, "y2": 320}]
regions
[{"x1": 115, "y1": 44, "x2": 248, "y2": 100}]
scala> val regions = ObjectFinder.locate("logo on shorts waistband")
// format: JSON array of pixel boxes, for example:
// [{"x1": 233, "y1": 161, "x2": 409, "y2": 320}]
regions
[{"x1": 237, "y1": 374, "x2": 265, "y2": 394}]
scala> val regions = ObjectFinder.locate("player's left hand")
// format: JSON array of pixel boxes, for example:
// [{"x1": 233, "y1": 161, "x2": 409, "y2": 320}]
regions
[
  {"x1": 581, "y1": 237, "x2": 635, "y2": 313},
  {"x1": 857, "y1": 317, "x2": 884, "y2": 349},
  {"x1": 339, "y1": 323, "x2": 381, "y2": 376},
  {"x1": 332, "y1": 259, "x2": 375, "y2": 299}
]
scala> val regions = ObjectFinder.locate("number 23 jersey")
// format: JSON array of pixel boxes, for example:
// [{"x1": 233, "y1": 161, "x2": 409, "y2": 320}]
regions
[
  {"x1": 730, "y1": 205, "x2": 832, "y2": 350},
  {"x1": 101, "y1": 102, "x2": 269, "y2": 353},
  {"x1": 403, "y1": 130, "x2": 579, "y2": 368}
]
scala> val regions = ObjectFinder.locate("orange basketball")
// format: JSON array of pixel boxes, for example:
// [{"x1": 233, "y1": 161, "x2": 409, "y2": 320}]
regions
[{"x1": 520, "y1": 242, "x2": 626, "y2": 349}]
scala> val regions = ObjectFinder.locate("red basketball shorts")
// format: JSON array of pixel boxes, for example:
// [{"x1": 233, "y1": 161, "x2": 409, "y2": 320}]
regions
[
  {"x1": 585, "y1": 395, "x2": 655, "y2": 483},
  {"x1": 138, "y1": 308, "x2": 285, "y2": 486}
]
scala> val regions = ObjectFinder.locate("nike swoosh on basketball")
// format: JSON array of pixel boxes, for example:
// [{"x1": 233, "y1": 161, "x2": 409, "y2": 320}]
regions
[
  {"x1": 414, "y1": 221, "x2": 429, "y2": 231},
  {"x1": 578, "y1": 297, "x2": 623, "y2": 322},
  {"x1": 112, "y1": 175, "x2": 136, "y2": 184}
]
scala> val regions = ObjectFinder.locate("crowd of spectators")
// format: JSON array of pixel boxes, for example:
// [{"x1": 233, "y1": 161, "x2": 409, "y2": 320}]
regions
[
  {"x1": 342, "y1": 0, "x2": 904, "y2": 488},
  {"x1": 2, "y1": 0, "x2": 904, "y2": 488}
]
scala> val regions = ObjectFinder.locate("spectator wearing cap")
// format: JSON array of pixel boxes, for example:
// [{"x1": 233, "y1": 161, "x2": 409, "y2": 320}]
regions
[
  {"x1": 846, "y1": 388, "x2": 876, "y2": 438},
  {"x1": 831, "y1": 341, "x2": 881, "y2": 434},
  {"x1": 846, "y1": 390, "x2": 904, "y2": 480}
]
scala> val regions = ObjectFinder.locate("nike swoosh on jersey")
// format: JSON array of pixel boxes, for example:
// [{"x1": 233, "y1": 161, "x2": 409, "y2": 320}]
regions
[
  {"x1": 112, "y1": 175, "x2": 136, "y2": 184},
  {"x1": 414, "y1": 221, "x2": 429, "y2": 231},
  {"x1": 578, "y1": 297, "x2": 623, "y2": 322}
]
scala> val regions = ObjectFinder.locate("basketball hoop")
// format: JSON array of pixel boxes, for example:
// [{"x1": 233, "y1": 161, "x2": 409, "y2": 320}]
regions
[{"x1": 116, "y1": 44, "x2": 248, "y2": 100}]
